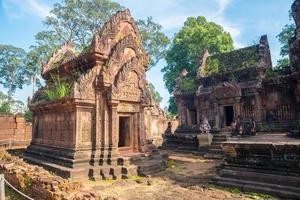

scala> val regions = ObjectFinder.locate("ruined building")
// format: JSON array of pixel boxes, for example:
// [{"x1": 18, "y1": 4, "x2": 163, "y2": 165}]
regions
[
  {"x1": 163, "y1": 0, "x2": 300, "y2": 153},
  {"x1": 175, "y1": 34, "x2": 298, "y2": 133},
  {"x1": 25, "y1": 10, "x2": 167, "y2": 179}
]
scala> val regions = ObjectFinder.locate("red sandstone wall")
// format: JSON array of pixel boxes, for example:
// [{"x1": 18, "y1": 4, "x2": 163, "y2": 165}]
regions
[{"x1": 0, "y1": 113, "x2": 32, "y2": 148}]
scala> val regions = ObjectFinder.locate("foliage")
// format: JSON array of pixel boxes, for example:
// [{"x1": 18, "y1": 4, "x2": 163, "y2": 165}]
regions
[
  {"x1": 147, "y1": 82, "x2": 163, "y2": 104},
  {"x1": 162, "y1": 16, "x2": 234, "y2": 94},
  {"x1": 277, "y1": 23, "x2": 295, "y2": 58},
  {"x1": 0, "y1": 101, "x2": 11, "y2": 113},
  {"x1": 136, "y1": 17, "x2": 170, "y2": 67},
  {"x1": 45, "y1": 75, "x2": 72, "y2": 100},
  {"x1": 32, "y1": 0, "x2": 169, "y2": 71},
  {"x1": 180, "y1": 77, "x2": 197, "y2": 92},
  {"x1": 0, "y1": 44, "x2": 27, "y2": 99},
  {"x1": 204, "y1": 58, "x2": 224, "y2": 76},
  {"x1": 24, "y1": 45, "x2": 48, "y2": 95},
  {"x1": 276, "y1": 9, "x2": 295, "y2": 70},
  {"x1": 0, "y1": 91, "x2": 25, "y2": 114},
  {"x1": 167, "y1": 96, "x2": 177, "y2": 115},
  {"x1": 23, "y1": 110, "x2": 32, "y2": 122}
]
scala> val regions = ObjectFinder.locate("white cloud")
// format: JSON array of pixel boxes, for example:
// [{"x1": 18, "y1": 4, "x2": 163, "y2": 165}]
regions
[
  {"x1": 157, "y1": 0, "x2": 243, "y2": 48},
  {"x1": 2, "y1": 0, "x2": 51, "y2": 19}
]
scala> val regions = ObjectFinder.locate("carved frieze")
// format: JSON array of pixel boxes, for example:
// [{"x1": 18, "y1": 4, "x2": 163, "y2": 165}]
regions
[
  {"x1": 74, "y1": 66, "x2": 101, "y2": 100},
  {"x1": 117, "y1": 103, "x2": 139, "y2": 113},
  {"x1": 213, "y1": 82, "x2": 241, "y2": 99}
]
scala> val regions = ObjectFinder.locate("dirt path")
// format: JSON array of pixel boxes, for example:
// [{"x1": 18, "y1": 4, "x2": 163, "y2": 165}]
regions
[{"x1": 79, "y1": 151, "x2": 276, "y2": 200}]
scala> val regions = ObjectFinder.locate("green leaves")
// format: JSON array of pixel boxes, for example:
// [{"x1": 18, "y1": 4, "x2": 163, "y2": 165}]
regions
[
  {"x1": 45, "y1": 75, "x2": 72, "y2": 100},
  {"x1": 162, "y1": 16, "x2": 234, "y2": 95},
  {"x1": 0, "y1": 44, "x2": 27, "y2": 99},
  {"x1": 147, "y1": 83, "x2": 163, "y2": 104},
  {"x1": 136, "y1": 17, "x2": 170, "y2": 68},
  {"x1": 180, "y1": 78, "x2": 197, "y2": 93}
]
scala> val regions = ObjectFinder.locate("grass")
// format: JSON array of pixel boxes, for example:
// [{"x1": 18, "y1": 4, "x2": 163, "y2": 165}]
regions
[
  {"x1": 167, "y1": 159, "x2": 184, "y2": 172},
  {"x1": 5, "y1": 185, "x2": 26, "y2": 200},
  {"x1": 208, "y1": 184, "x2": 277, "y2": 200}
]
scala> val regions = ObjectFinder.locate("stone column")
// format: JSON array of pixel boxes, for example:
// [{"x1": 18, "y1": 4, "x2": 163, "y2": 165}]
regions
[
  {"x1": 108, "y1": 100, "x2": 119, "y2": 157},
  {"x1": 186, "y1": 109, "x2": 192, "y2": 126},
  {"x1": 213, "y1": 101, "x2": 219, "y2": 130},
  {"x1": 92, "y1": 91, "x2": 102, "y2": 165},
  {"x1": 195, "y1": 99, "x2": 201, "y2": 124},
  {"x1": 234, "y1": 97, "x2": 241, "y2": 118},
  {"x1": 254, "y1": 92, "x2": 264, "y2": 122},
  {"x1": 139, "y1": 104, "x2": 148, "y2": 152}
]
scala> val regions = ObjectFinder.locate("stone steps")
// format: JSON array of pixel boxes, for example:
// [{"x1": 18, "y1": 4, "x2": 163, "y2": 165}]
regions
[
  {"x1": 219, "y1": 167, "x2": 300, "y2": 187},
  {"x1": 212, "y1": 176, "x2": 300, "y2": 199},
  {"x1": 205, "y1": 134, "x2": 228, "y2": 159}
]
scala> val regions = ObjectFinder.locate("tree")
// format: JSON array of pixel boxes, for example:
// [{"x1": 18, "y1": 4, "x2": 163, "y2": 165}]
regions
[
  {"x1": 276, "y1": 10, "x2": 295, "y2": 70},
  {"x1": 161, "y1": 16, "x2": 234, "y2": 114},
  {"x1": 0, "y1": 90, "x2": 25, "y2": 114},
  {"x1": 147, "y1": 83, "x2": 163, "y2": 105},
  {"x1": 0, "y1": 44, "x2": 26, "y2": 99},
  {"x1": 25, "y1": 45, "x2": 48, "y2": 95},
  {"x1": 167, "y1": 97, "x2": 177, "y2": 115},
  {"x1": 32, "y1": 0, "x2": 169, "y2": 70},
  {"x1": 161, "y1": 16, "x2": 234, "y2": 95},
  {"x1": 136, "y1": 17, "x2": 170, "y2": 67}
]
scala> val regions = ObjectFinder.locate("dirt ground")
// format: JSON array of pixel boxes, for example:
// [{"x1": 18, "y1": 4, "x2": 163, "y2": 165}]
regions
[{"x1": 78, "y1": 151, "x2": 277, "y2": 200}]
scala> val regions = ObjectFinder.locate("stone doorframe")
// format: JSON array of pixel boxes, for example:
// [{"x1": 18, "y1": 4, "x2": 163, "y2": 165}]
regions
[
  {"x1": 213, "y1": 82, "x2": 242, "y2": 130},
  {"x1": 117, "y1": 112, "x2": 139, "y2": 154}
]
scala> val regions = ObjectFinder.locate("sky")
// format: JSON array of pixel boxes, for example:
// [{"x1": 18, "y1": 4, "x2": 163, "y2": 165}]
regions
[{"x1": 0, "y1": 0, "x2": 295, "y2": 108}]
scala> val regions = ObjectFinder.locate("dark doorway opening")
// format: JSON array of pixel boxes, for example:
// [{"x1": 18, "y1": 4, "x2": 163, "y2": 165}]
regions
[
  {"x1": 118, "y1": 117, "x2": 130, "y2": 147},
  {"x1": 224, "y1": 106, "x2": 234, "y2": 126},
  {"x1": 190, "y1": 109, "x2": 197, "y2": 125}
]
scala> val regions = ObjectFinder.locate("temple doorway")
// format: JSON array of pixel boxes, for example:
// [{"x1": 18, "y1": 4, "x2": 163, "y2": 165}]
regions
[
  {"x1": 118, "y1": 117, "x2": 131, "y2": 147},
  {"x1": 224, "y1": 106, "x2": 234, "y2": 126}
]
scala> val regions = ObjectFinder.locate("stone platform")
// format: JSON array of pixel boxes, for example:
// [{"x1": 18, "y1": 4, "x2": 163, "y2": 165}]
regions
[
  {"x1": 213, "y1": 134, "x2": 300, "y2": 199},
  {"x1": 23, "y1": 146, "x2": 168, "y2": 180}
]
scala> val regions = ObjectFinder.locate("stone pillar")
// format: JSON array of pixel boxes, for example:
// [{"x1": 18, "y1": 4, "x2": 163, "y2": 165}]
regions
[
  {"x1": 254, "y1": 92, "x2": 264, "y2": 122},
  {"x1": 92, "y1": 91, "x2": 102, "y2": 165},
  {"x1": 139, "y1": 105, "x2": 148, "y2": 152},
  {"x1": 234, "y1": 97, "x2": 241, "y2": 118},
  {"x1": 295, "y1": 80, "x2": 300, "y2": 119},
  {"x1": 213, "y1": 101, "x2": 219, "y2": 130},
  {"x1": 108, "y1": 100, "x2": 119, "y2": 157},
  {"x1": 186, "y1": 108, "x2": 192, "y2": 126},
  {"x1": 195, "y1": 99, "x2": 201, "y2": 124}
]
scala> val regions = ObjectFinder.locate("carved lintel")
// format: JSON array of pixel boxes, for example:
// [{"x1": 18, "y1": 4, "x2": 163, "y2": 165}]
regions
[{"x1": 117, "y1": 103, "x2": 139, "y2": 113}]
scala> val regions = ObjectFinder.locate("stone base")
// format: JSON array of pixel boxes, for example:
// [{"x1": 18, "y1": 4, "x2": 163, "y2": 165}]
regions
[
  {"x1": 162, "y1": 133, "x2": 199, "y2": 152},
  {"x1": 23, "y1": 144, "x2": 168, "y2": 179},
  {"x1": 197, "y1": 134, "x2": 213, "y2": 152},
  {"x1": 212, "y1": 134, "x2": 300, "y2": 199}
]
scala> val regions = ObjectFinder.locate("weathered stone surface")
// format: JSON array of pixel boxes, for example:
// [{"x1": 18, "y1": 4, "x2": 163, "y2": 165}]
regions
[
  {"x1": 25, "y1": 9, "x2": 168, "y2": 180},
  {"x1": 0, "y1": 114, "x2": 31, "y2": 149},
  {"x1": 213, "y1": 134, "x2": 300, "y2": 199},
  {"x1": 0, "y1": 151, "x2": 102, "y2": 200}
]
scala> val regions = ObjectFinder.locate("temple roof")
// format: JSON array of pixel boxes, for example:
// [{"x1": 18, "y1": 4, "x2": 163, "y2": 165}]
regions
[
  {"x1": 207, "y1": 44, "x2": 259, "y2": 71},
  {"x1": 198, "y1": 35, "x2": 272, "y2": 77}
]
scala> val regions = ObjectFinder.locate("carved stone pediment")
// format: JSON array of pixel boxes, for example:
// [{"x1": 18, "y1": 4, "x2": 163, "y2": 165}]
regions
[
  {"x1": 90, "y1": 9, "x2": 146, "y2": 59},
  {"x1": 110, "y1": 57, "x2": 146, "y2": 102},
  {"x1": 42, "y1": 42, "x2": 77, "y2": 76},
  {"x1": 213, "y1": 82, "x2": 241, "y2": 99}
]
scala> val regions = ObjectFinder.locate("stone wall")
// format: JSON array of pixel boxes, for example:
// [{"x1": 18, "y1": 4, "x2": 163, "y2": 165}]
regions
[
  {"x1": 0, "y1": 114, "x2": 32, "y2": 148},
  {"x1": 0, "y1": 151, "x2": 102, "y2": 200}
]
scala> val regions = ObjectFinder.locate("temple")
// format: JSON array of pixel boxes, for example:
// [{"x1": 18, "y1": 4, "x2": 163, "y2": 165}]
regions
[
  {"x1": 164, "y1": 0, "x2": 300, "y2": 198},
  {"x1": 24, "y1": 9, "x2": 167, "y2": 179},
  {"x1": 163, "y1": 33, "x2": 300, "y2": 153},
  {"x1": 177, "y1": 34, "x2": 298, "y2": 133}
]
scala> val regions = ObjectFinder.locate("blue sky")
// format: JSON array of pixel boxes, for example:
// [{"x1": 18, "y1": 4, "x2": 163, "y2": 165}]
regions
[{"x1": 0, "y1": 0, "x2": 295, "y2": 108}]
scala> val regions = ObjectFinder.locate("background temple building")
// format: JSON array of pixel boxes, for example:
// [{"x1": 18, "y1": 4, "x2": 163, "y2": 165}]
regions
[
  {"x1": 173, "y1": 35, "x2": 299, "y2": 134},
  {"x1": 24, "y1": 9, "x2": 168, "y2": 179}
]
